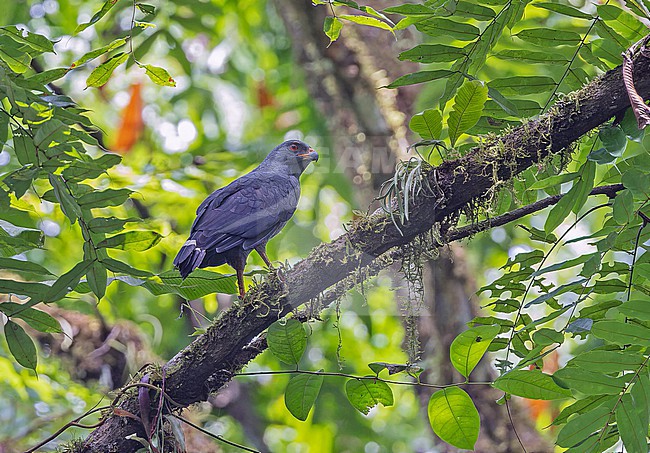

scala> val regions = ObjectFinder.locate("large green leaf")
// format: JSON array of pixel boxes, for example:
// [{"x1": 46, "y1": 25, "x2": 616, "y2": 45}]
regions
[
  {"x1": 569, "y1": 349, "x2": 645, "y2": 373},
  {"x1": 267, "y1": 319, "x2": 307, "y2": 365},
  {"x1": 87, "y1": 260, "x2": 107, "y2": 299},
  {"x1": 515, "y1": 28, "x2": 581, "y2": 47},
  {"x1": 48, "y1": 173, "x2": 82, "y2": 223},
  {"x1": 409, "y1": 109, "x2": 442, "y2": 140},
  {"x1": 345, "y1": 378, "x2": 393, "y2": 415},
  {"x1": 0, "y1": 219, "x2": 44, "y2": 257},
  {"x1": 616, "y1": 299, "x2": 650, "y2": 321},
  {"x1": 284, "y1": 373, "x2": 324, "y2": 421},
  {"x1": 488, "y1": 76, "x2": 556, "y2": 95},
  {"x1": 45, "y1": 260, "x2": 94, "y2": 303},
  {"x1": 86, "y1": 52, "x2": 129, "y2": 88},
  {"x1": 97, "y1": 231, "x2": 161, "y2": 251},
  {"x1": 556, "y1": 403, "x2": 613, "y2": 448},
  {"x1": 553, "y1": 367, "x2": 627, "y2": 395},
  {"x1": 493, "y1": 369, "x2": 571, "y2": 399},
  {"x1": 617, "y1": 393, "x2": 647, "y2": 453},
  {"x1": 141, "y1": 64, "x2": 176, "y2": 87},
  {"x1": 398, "y1": 44, "x2": 465, "y2": 63},
  {"x1": 0, "y1": 302, "x2": 61, "y2": 333},
  {"x1": 75, "y1": 0, "x2": 120, "y2": 34},
  {"x1": 4, "y1": 320, "x2": 37, "y2": 371},
  {"x1": 77, "y1": 188, "x2": 132, "y2": 209},
  {"x1": 447, "y1": 80, "x2": 488, "y2": 146},
  {"x1": 449, "y1": 325, "x2": 499, "y2": 378},
  {"x1": 591, "y1": 320, "x2": 650, "y2": 347},
  {"x1": 385, "y1": 70, "x2": 454, "y2": 89},
  {"x1": 427, "y1": 387, "x2": 479, "y2": 450}
]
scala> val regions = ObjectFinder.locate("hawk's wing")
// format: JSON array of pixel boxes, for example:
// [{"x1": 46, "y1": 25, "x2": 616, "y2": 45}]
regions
[{"x1": 174, "y1": 172, "x2": 299, "y2": 275}]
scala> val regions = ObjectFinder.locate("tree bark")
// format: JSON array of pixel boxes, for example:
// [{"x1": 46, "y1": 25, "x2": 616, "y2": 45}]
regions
[{"x1": 80, "y1": 32, "x2": 650, "y2": 452}]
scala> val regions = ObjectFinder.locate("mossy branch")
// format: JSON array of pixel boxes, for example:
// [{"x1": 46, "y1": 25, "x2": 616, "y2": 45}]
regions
[{"x1": 80, "y1": 47, "x2": 650, "y2": 453}]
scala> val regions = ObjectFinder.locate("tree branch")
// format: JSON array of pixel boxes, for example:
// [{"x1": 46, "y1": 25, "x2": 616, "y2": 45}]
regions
[{"x1": 80, "y1": 42, "x2": 650, "y2": 452}]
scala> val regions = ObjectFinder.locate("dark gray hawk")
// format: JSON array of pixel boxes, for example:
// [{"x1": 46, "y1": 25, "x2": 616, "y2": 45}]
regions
[{"x1": 174, "y1": 140, "x2": 318, "y2": 297}]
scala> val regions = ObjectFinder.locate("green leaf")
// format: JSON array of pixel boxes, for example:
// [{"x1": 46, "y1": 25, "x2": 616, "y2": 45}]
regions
[
  {"x1": 101, "y1": 257, "x2": 153, "y2": 277},
  {"x1": 62, "y1": 153, "x2": 122, "y2": 182},
  {"x1": 345, "y1": 378, "x2": 393, "y2": 415},
  {"x1": 126, "y1": 269, "x2": 236, "y2": 298},
  {"x1": 569, "y1": 349, "x2": 645, "y2": 373},
  {"x1": 532, "y1": 328, "x2": 563, "y2": 347},
  {"x1": 598, "y1": 4, "x2": 647, "y2": 41},
  {"x1": 622, "y1": 169, "x2": 650, "y2": 198},
  {"x1": 556, "y1": 403, "x2": 613, "y2": 448},
  {"x1": 0, "y1": 303, "x2": 61, "y2": 333},
  {"x1": 612, "y1": 189, "x2": 635, "y2": 224},
  {"x1": 493, "y1": 369, "x2": 572, "y2": 400},
  {"x1": 88, "y1": 216, "x2": 138, "y2": 234},
  {"x1": 87, "y1": 260, "x2": 107, "y2": 299},
  {"x1": 0, "y1": 219, "x2": 44, "y2": 257},
  {"x1": 553, "y1": 367, "x2": 627, "y2": 395},
  {"x1": 12, "y1": 133, "x2": 37, "y2": 165},
  {"x1": 97, "y1": 230, "x2": 161, "y2": 251},
  {"x1": 339, "y1": 15, "x2": 393, "y2": 34},
  {"x1": 141, "y1": 64, "x2": 176, "y2": 87},
  {"x1": 415, "y1": 18, "x2": 479, "y2": 41},
  {"x1": 27, "y1": 67, "x2": 69, "y2": 84},
  {"x1": 45, "y1": 260, "x2": 94, "y2": 303},
  {"x1": 398, "y1": 44, "x2": 465, "y2": 63},
  {"x1": 75, "y1": 0, "x2": 120, "y2": 34},
  {"x1": 599, "y1": 125, "x2": 627, "y2": 158},
  {"x1": 524, "y1": 278, "x2": 588, "y2": 308},
  {"x1": 0, "y1": 26, "x2": 54, "y2": 53},
  {"x1": 48, "y1": 173, "x2": 82, "y2": 223},
  {"x1": 449, "y1": 325, "x2": 499, "y2": 378},
  {"x1": 0, "y1": 257, "x2": 53, "y2": 280},
  {"x1": 617, "y1": 393, "x2": 647, "y2": 453},
  {"x1": 384, "y1": 70, "x2": 454, "y2": 89},
  {"x1": 591, "y1": 320, "x2": 650, "y2": 347},
  {"x1": 409, "y1": 109, "x2": 442, "y2": 140},
  {"x1": 427, "y1": 387, "x2": 479, "y2": 450},
  {"x1": 620, "y1": 107, "x2": 644, "y2": 141},
  {"x1": 4, "y1": 320, "x2": 37, "y2": 371},
  {"x1": 493, "y1": 49, "x2": 568, "y2": 65},
  {"x1": 570, "y1": 160, "x2": 596, "y2": 214},
  {"x1": 0, "y1": 279, "x2": 49, "y2": 299},
  {"x1": 267, "y1": 319, "x2": 307, "y2": 365},
  {"x1": 617, "y1": 299, "x2": 650, "y2": 321},
  {"x1": 488, "y1": 76, "x2": 556, "y2": 95},
  {"x1": 323, "y1": 16, "x2": 343, "y2": 45},
  {"x1": 447, "y1": 80, "x2": 488, "y2": 146},
  {"x1": 515, "y1": 28, "x2": 582, "y2": 47},
  {"x1": 0, "y1": 36, "x2": 32, "y2": 73},
  {"x1": 34, "y1": 119, "x2": 67, "y2": 149},
  {"x1": 86, "y1": 52, "x2": 129, "y2": 88},
  {"x1": 77, "y1": 188, "x2": 132, "y2": 208},
  {"x1": 631, "y1": 374, "x2": 650, "y2": 431},
  {"x1": 552, "y1": 395, "x2": 613, "y2": 425},
  {"x1": 485, "y1": 88, "x2": 522, "y2": 117},
  {"x1": 454, "y1": 1, "x2": 495, "y2": 21},
  {"x1": 284, "y1": 372, "x2": 324, "y2": 421},
  {"x1": 533, "y1": 2, "x2": 593, "y2": 19},
  {"x1": 71, "y1": 37, "x2": 129, "y2": 68}
]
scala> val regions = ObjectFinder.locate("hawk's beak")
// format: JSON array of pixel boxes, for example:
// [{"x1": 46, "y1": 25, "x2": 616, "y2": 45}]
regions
[
  {"x1": 299, "y1": 148, "x2": 319, "y2": 162},
  {"x1": 307, "y1": 148, "x2": 319, "y2": 162}
]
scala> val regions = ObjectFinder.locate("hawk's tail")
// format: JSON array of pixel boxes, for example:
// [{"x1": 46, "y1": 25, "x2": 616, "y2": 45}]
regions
[{"x1": 173, "y1": 240, "x2": 206, "y2": 279}]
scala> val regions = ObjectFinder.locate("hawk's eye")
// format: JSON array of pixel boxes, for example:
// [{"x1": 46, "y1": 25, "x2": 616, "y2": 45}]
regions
[{"x1": 290, "y1": 143, "x2": 299, "y2": 151}]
